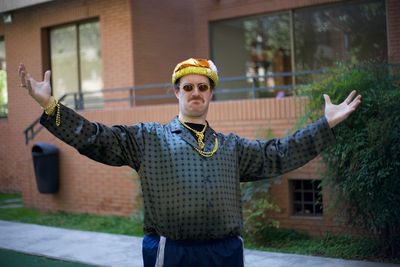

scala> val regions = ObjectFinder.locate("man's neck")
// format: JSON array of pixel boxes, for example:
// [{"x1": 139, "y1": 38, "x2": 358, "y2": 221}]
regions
[{"x1": 179, "y1": 114, "x2": 207, "y2": 125}]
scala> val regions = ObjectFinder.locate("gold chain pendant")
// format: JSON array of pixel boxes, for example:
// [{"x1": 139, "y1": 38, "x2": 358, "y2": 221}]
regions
[
  {"x1": 196, "y1": 132, "x2": 205, "y2": 149},
  {"x1": 178, "y1": 119, "x2": 218, "y2": 157},
  {"x1": 194, "y1": 137, "x2": 218, "y2": 158},
  {"x1": 179, "y1": 119, "x2": 207, "y2": 149}
]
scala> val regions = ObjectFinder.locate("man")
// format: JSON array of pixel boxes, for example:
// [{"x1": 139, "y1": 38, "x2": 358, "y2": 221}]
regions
[{"x1": 18, "y1": 58, "x2": 361, "y2": 267}]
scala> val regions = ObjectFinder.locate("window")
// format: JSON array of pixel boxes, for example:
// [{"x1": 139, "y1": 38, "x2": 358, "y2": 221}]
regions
[
  {"x1": 50, "y1": 20, "x2": 103, "y2": 109},
  {"x1": 210, "y1": 0, "x2": 387, "y2": 100},
  {"x1": 291, "y1": 179, "x2": 323, "y2": 216},
  {"x1": 211, "y1": 13, "x2": 292, "y2": 100},
  {"x1": 294, "y1": 0, "x2": 387, "y2": 72},
  {"x1": 0, "y1": 36, "x2": 7, "y2": 118}
]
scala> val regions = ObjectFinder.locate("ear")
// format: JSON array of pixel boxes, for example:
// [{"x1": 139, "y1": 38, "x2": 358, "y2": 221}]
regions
[
  {"x1": 209, "y1": 89, "x2": 214, "y2": 101},
  {"x1": 174, "y1": 88, "x2": 180, "y2": 100}
]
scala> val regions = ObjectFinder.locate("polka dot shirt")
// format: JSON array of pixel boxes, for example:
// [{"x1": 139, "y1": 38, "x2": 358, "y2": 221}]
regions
[{"x1": 41, "y1": 104, "x2": 335, "y2": 240}]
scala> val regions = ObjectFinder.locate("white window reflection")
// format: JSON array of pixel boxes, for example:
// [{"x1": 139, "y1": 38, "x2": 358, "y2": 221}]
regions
[{"x1": 0, "y1": 37, "x2": 7, "y2": 117}]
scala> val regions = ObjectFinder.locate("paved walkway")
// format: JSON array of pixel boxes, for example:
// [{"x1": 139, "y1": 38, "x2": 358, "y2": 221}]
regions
[{"x1": 0, "y1": 220, "x2": 398, "y2": 267}]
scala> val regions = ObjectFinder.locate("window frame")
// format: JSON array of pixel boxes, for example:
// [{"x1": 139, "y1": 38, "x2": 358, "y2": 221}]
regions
[
  {"x1": 290, "y1": 179, "x2": 323, "y2": 217},
  {"x1": 47, "y1": 18, "x2": 102, "y2": 109}
]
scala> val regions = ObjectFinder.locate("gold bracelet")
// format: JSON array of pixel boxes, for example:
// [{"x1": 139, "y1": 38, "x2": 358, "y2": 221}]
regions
[
  {"x1": 43, "y1": 97, "x2": 56, "y2": 115},
  {"x1": 42, "y1": 97, "x2": 61, "y2": 127}
]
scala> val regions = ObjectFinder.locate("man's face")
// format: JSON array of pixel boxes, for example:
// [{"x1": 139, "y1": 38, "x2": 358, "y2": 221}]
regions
[{"x1": 175, "y1": 74, "x2": 213, "y2": 119}]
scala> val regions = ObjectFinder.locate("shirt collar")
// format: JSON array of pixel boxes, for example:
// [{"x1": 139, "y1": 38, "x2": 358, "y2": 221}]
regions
[
  {"x1": 169, "y1": 116, "x2": 213, "y2": 133},
  {"x1": 170, "y1": 116, "x2": 184, "y2": 133}
]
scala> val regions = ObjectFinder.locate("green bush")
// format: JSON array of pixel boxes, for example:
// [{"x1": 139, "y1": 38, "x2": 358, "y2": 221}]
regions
[
  {"x1": 241, "y1": 128, "x2": 281, "y2": 245},
  {"x1": 242, "y1": 187, "x2": 280, "y2": 245},
  {"x1": 297, "y1": 63, "x2": 400, "y2": 258}
]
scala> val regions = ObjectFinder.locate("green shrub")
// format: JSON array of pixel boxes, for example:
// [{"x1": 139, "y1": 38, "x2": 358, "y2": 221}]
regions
[
  {"x1": 297, "y1": 63, "x2": 400, "y2": 258},
  {"x1": 241, "y1": 128, "x2": 281, "y2": 245},
  {"x1": 242, "y1": 188, "x2": 280, "y2": 245}
]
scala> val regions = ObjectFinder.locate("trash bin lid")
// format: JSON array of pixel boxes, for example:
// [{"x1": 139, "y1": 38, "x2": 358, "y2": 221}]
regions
[{"x1": 32, "y1": 142, "x2": 59, "y2": 155}]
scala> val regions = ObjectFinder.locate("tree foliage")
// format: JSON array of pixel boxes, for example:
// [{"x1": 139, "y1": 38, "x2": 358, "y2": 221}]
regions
[{"x1": 297, "y1": 63, "x2": 400, "y2": 257}]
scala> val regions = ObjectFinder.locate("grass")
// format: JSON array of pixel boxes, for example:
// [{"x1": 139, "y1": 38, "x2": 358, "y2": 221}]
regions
[
  {"x1": 0, "y1": 193, "x2": 398, "y2": 264},
  {"x1": 0, "y1": 193, "x2": 21, "y2": 202},
  {"x1": 0, "y1": 193, "x2": 143, "y2": 236},
  {"x1": 243, "y1": 228, "x2": 389, "y2": 262}
]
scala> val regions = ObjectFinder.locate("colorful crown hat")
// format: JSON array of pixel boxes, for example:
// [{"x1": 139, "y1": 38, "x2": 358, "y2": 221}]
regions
[{"x1": 172, "y1": 58, "x2": 219, "y2": 87}]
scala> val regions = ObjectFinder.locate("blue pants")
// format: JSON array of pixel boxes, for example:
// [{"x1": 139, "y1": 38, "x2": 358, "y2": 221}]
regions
[{"x1": 142, "y1": 234, "x2": 244, "y2": 267}]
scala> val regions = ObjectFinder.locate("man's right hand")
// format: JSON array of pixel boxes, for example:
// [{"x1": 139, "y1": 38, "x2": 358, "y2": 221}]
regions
[{"x1": 18, "y1": 63, "x2": 52, "y2": 108}]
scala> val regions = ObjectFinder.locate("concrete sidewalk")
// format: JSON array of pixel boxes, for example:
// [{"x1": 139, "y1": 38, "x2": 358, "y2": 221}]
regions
[{"x1": 0, "y1": 220, "x2": 398, "y2": 267}]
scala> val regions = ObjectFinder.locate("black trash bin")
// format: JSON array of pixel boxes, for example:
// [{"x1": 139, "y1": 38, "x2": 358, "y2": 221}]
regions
[{"x1": 32, "y1": 143, "x2": 59, "y2": 194}]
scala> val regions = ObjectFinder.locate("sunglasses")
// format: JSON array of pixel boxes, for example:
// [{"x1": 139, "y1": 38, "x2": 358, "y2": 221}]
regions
[{"x1": 181, "y1": 83, "x2": 210, "y2": 92}]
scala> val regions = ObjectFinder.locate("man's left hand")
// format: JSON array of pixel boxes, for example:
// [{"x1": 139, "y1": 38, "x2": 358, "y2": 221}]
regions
[{"x1": 324, "y1": 90, "x2": 362, "y2": 128}]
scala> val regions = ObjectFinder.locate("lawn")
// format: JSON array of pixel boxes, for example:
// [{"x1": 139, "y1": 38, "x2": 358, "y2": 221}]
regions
[{"x1": 0, "y1": 193, "x2": 143, "y2": 236}]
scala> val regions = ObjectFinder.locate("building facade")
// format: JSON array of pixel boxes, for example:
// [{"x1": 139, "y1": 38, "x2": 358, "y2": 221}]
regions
[{"x1": 0, "y1": 0, "x2": 398, "y2": 236}]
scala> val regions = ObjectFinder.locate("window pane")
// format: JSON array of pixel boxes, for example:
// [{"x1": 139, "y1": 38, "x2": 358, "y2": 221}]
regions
[
  {"x1": 293, "y1": 180, "x2": 302, "y2": 190},
  {"x1": 79, "y1": 21, "x2": 103, "y2": 109},
  {"x1": 211, "y1": 12, "x2": 292, "y2": 100},
  {"x1": 294, "y1": 0, "x2": 387, "y2": 74},
  {"x1": 0, "y1": 38, "x2": 5, "y2": 70},
  {"x1": 50, "y1": 25, "x2": 79, "y2": 105},
  {"x1": 294, "y1": 192, "x2": 302, "y2": 201},
  {"x1": 304, "y1": 204, "x2": 314, "y2": 214},
  {"x1": 0, "y1": 37, "x2": 7, "y2": 117},
  {"x1": 312, "y1": 180, "x2": 321, "y2": 190},
  {"x1": 293, "y1": 203, "x2": 303, "y2": 214},
  {"x1": 303, "y1": 180, "x2": 313, "y2": 190},
  {"x1": 304, "y1": 192, "x2": 314, "y2": 202}
]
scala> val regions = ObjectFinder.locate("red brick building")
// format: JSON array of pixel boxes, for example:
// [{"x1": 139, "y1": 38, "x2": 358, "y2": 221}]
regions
[{"x1": 0, "y1": 0, "x2": 398, "y2": 236}]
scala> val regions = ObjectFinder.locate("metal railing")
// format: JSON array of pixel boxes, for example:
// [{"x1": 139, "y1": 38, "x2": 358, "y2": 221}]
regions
[{"x1": 23, "y1": 69, "x2": 326, "y2": 144}]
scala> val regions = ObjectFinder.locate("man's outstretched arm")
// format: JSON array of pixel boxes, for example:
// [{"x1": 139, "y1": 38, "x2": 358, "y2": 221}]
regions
[
  {"x1": 238, "y1": 91, "x2": 362, "y2": 181},
  {"x1": 18, "y1": 64, "x2": 144, "y2": 169}
]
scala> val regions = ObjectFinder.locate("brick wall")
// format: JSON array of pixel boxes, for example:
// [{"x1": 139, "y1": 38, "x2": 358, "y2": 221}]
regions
[{"x1": 388, "y1": 0, "x2": 400, "y2": 63}]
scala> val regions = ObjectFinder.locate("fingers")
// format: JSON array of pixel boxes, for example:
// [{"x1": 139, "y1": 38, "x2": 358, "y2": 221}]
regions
[
  {"x1": 44, "y1": 70, "x2": 51, "y2": 83},
  {"x1": 323, "y1": 94, "x2": 332, "y2": 106},
  {"x1": 349, "y1": 94, "x2": 362, "y2": 110},
  {"x1": 18, "y1": 63, "x2": 28, "y2": 89},
  {"x1": 18, "y1": 63, "x2": 25, "y2": 76},
  {"x1": 344, "y1": 90, "x2": 357, "y2": 104},
  {"x1": 18, "y1": 63, "x2": 37, "y2": 94},
  {"x1": 26, "y1": 73, "x2": 34, "y2": 94}
]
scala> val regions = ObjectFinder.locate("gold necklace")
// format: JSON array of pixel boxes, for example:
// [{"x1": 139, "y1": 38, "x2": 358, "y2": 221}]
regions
[
  {"x1": 194, "y1": 137, "x2": 218, "y2": 158},
  {"x1": 178, "y1": 119, "x2": 219, "y2": 158},
  {"x1": 179, "y1": 119, "x2": 207, "y2": 149}
]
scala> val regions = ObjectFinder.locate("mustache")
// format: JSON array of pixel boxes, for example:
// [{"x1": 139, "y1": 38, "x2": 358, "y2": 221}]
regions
[{"x1": 189, "y1": 96, "x2": 204, "y2": 102}]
